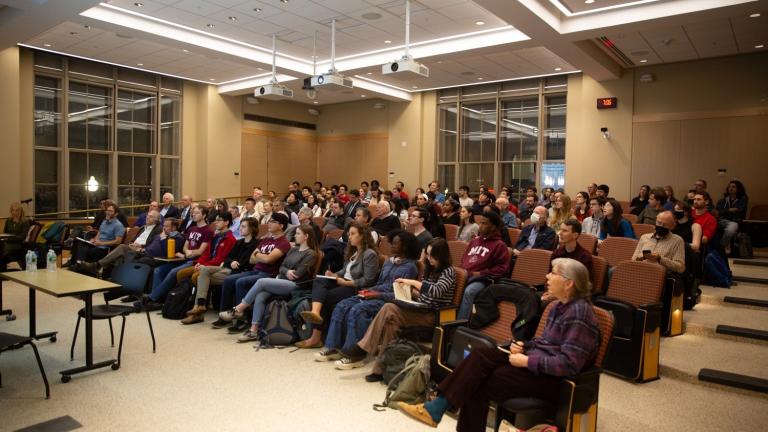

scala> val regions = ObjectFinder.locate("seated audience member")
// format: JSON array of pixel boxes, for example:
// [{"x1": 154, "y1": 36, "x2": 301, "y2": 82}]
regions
[
  {"x1": 315, "y1": 230, "x2": 420, "y2": 364},
  {"x1": 203, "y1": 198, "x2": 216, "y2": 224},
  {"x1": 538, "y1": 187, "x2": 554, "y2": 208},
  {"x1": 222, "y1": 225, "x2": 319, "y2": 341},
  {"x1": 360, "y1": 181, "x2": 371, "y2": 202},
  {"x1": 323, "y1": 201, "x2": 347, "y2": 233},
  {"x1": 371, "y1": 201, "x2": 401, "y2": 237},
  {"x1": 134, "y1": 201, "x2": 160, "y2": 227},
  {"x1": 582, "y1": 196, "x2": 606, "y2": 237},
  {"x1": 663, "y1": 185, "x2": 678, "y2": 210},
  {"x1": 336, "y1": 184, "x2": 350, "y2": 206},
  {"x1": 518, "y1": 195, "x2": 536, "y2": 222},
  {"x1": 572, "y1": 191, "x2": 590, "y2": 222},
  {"x1": 344, "y1": 207, "x2": 379, "y2": 245},
  {"x1": 692, "y1": 192, "x2": 717, "y2": 245},
  {"x1": 495, "y1": 197, "x2": 518, "y2": 229},
  {"x1": 159, "y1": 192, "x2": 180, "y2": 219},
  {"x1": 286, "y1": 207, "x2": 323, "y2": 244},
  {"x1": 173, "y1": 212, "x2": 236, "y2": 294},
  {"x1": 632, "y1": 211, "x2": 685, "y2": 274},
  {"x1": 415, "y1": 193, "x2": 429, "y2": 208},
  {"x1": 428, "y1": 180, "x2": 446, "y2": 203},
  {"x1": 137, "y1": 207, "x2": 212, "y2": 310},
  {"x1": 587, "y1": 182, "x2": 598, "y2": 199},
  {"x1": 512, "y1": 206, "x2": 557, "y2": 258},
  {"x1": 637, "y1": 187, "x2": 667, "y2": 225},
  {"x1": 399, "y1": 259, "x2": 598, "y2": 430},
  {"x1": 550, "y1": 220, "x2": 593, "y2": 276},
  {"x1": 268, "y1": 190, "x2": 277, "y2": 201},
  {"x1": 458, "y1": 185, "x2": 474, "y2": 208},
  {"x1": 259, "y1": 201, "x2": 274, "y2": 225},
  {"x1": 242, "y1": 197, "x2": 258, "y2": 219},
  {"x1": 297, "y1": 223, "x2": 379, "y2": 349},
  {"x1": 600, "y1": 199, "x2": 636, "y2": 240},
  {"x1": 630, "y1": 185, "x2": 651, "y2": 215},
  {"x1": 456, "y1": 211, "x2": 511, "y2": 320},
  {"x1": 716, "y1": 180, "x2": 748, "y2": 251},
  {"x1": 457, "y1": 206, "x2": 479, "y2": 242},
  {"x1": 343, "y1": 189, "x2": 363, "y2": 219},
  {"x1": 441, "y1": 199, "x2": 461, "y2": 226},
  {"x1": 180, "y1": 202, "x2": 198, "y2": 233},
  {"x1": 482, "y1": 205, "x2": 512, "y2": 246},
  {"x1": 252, "y1": 187, "x2": 267, "y2": 217},
  {"x1": 343, "y1": 239, "x2": 456, "y2": 378},
  {"x1": 301, "y1": 186, "x2": 313, "y2": 204},
  {"x1": 305, "y1": 193, "x2": 324, "y2": 218},
  {"x1": 411, "y1": 187, "x2": 426, "y2": 206},
  {"x1": 367, "y1": 188, "x2": 380, "y2": 206},
  {"x1": 86, "y1": 199, "x2": 128, "y2": 236},
  {"x1": 673, "y1": 201, "x2": 702, "y2": 252},
  {"x1": 79, "y1": 210, "x2": 162, "y2": 276},
  {"x1": 69, "y1": 202, "x2": 126, "y2": 268},
  {"x1": 322, "y1": 197, "x2": 336, "y2": 218},
  {"x1": 395, "y1": 181, "x2": 409, "y2": 204},
  {"x1": 471, "y1": 192, "x2": 492, "y2": 216},
  {"x1": 274, "y1": 200, "x2": 300, "y2": 226},
  {"x1": 185, "y1": 218, "x2": 260, "y2": 326},
  {"x1": 177, "y1": 195, "x2": 193, "y2": 228},
  {"x1": 424, "y1": 203, "x2": 446, "y2": 239},
  {"x1": 218, "y1": 212, "x2": 292, "y2": 333},
  {"x1": 409, "y1": 207, "x2": 434, "y2": 251},
  {"x1": 0, "y1": 202, "x2": 30, "y2": 271},
  {"x1": 229, "y1": 205, "x2": 242, "y2": 240},
  {"x1": 286, "y1": 191, "x2": 302, "y2": 214},
  {"x1": 596, "y1": 184, "x2": 610, "y2": 198},
  {"x1": 548, "y1": 193, "x2": 572, "y2": 233}
]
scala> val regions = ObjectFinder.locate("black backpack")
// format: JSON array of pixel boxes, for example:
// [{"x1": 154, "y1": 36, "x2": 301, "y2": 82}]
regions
[
  {"x1": 287, "y1": 290, "x2": 313, "y2": 342},
  {"x1": 261, "y1": 299, "x2": 295, "y2": 346},
  {"x1": 162, "y1": 279, "x2": 195, "y2": 320},
  {"x1": 379, "y1": 338, "x2": 425, "y2": 384}
]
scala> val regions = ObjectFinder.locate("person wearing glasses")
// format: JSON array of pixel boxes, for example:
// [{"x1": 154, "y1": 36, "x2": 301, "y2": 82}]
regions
[
  {"x1": 399, "y1": 258, "x2": 599, "y2": 430},
  {"x1": 408, "y1": 207, "x2": 433, "y2": 251}
]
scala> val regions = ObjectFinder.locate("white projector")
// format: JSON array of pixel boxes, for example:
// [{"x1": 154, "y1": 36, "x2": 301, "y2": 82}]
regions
[
  {"x1": 310, "y1": 72, "x2": 353, "y2": 90},
  {"x1": 382, "y1": 57, "x2": 429, "y2": 78},
  {"x1": 255, "y1": 84, "x2": 294, "y2": 99}
]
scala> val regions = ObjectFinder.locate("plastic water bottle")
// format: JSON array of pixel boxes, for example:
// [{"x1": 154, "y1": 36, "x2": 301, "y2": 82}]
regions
[
  {"x1": 29, "y1": 251, "x2": 37, "y2": 272},
  {"x1": 25, "y1": 251, "x2": 32, "y2": 272},
  {"x1": 47, "y1": 249, "x2": 57, "y2": 272}
]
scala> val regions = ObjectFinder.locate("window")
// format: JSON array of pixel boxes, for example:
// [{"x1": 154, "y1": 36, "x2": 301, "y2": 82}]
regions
[
  {"x1": 436, "y1": 78, "x2": 567, "y2": 200},
  {"x1": 32, "y1": 50, "x2": 182, "y2": 217}
]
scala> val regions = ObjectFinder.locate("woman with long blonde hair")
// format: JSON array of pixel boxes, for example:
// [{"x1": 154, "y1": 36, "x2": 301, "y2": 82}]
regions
[
  {"x1": 549, "y1": 193, "x2": 573, "y2": 233},
  {"x1": 1, "y1": 202, "x2": 30, "y2": 271}
]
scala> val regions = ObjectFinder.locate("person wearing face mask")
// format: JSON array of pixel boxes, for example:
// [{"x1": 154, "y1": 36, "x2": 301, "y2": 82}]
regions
[
  {"x1": 672, "y1": 201, "x2": 702, "y2": 253},
  {"x1": 631, "y1": 211, "x2": 685, "y2": 274},
  {"x1": 512, "y1": 206, "x2": 557, "y2": 257}
]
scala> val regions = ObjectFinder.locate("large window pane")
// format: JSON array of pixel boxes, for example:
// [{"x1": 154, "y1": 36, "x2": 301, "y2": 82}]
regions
[
  {"x1": 160, "y1": 158, "x2": 179, "y2": 198},
  {"x1": 34, "y1": 149, "x2": 58, "y2": 214},
  {"x1": 118, "y1": 89, "x2": 156, "y2": 154},
  {"x1": 437, "y1": 105, "x2": 457, "y2": 162},
  {"x1": 461, "y1": 102, "x2": 496, "y2": 162},
  {"x1": 541, "y1": 162, "x2": 566, "y2": 190},
  {"x1": 34, "y1": 76, "x2": 62, "y2": 148},
  {"x1": 69, "y1": 152, "x2": 110, "y2": 216},
  {"x1": 500, "y1": 98, "x2": 538, "y2": 161},
  {"x1": 459, "y1": 163, "x2": 494, "y2": 194},
  {"x1": 500, "y1": 162, "x2": 536, "y2": 201},
  {"x1": 160, "y1": 95, "x2": 181, "y2": 156},
  {"x1": 544, "y1": 95, "x2": 566, "y2": 160},
  {"x1": 68, "y1": 82, "x2": 112, "y2": 150},
  {"x1": 437, "y1": 165, "x2": 455, "y2": 193}
]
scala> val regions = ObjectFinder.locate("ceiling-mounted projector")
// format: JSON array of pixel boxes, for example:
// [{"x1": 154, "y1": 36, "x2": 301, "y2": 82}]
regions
[
  {"x1": 255, "y1": 84, "x2": 294, "y2": 99},
  {"x1": 383, "y1": 56, "x2": 429, "y2": 78},
  {"x1": 310, "y1": 72, "x2": 353, "y2": 90}
]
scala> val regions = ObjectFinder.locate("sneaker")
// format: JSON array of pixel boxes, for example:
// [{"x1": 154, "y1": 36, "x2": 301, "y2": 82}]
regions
[
  {"x1": 365, "y1": 373, "x2": 384, "y2": 383},
  {"x1": 334, "y1": 356, "x2": 365, "y2": 370},
  {"x1": 237, "y1": 330, "x2": 261, "y2": 343},
  {"x1": 181, "y1": 314, "x2": 204, "y2": 325},
  {"x1": 314, "y1": 347, "x2": 341, "y2": 362},
  {"x1": 227, "y1": 320, "x2": 248, "y2": 334},
  {"x1": 219, "y1": 308, "x2": 243, "y2": 322},
  {"x1": 210, "y1": 318, "x2": 229, "y2": 329}
]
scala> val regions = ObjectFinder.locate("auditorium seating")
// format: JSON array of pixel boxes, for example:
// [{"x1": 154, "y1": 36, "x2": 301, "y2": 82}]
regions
[
  {"x1": 577, "y1": 233, "x2": 598, "y2": 255},
  {"x1": 597, "y1": 237, "x2": 638, "y2": 267},
  {"x1": 510, "y1": 249, "x2": 552, "y2": 288},
  {"x1": 447, "y1": 240, "x2": 468, "y2": 268},
  {"x1": 444, "y1": 224, "x2": 459, "y2": 241},
  {"x1": 632, "y1": 224, "x2": 656, "y2": 237}
]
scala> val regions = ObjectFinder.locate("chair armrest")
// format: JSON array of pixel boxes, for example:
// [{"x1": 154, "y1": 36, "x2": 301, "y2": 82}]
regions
[
  {"x1": 433, "y1": 304, "x2": 459, "y2": 326},
  {"x1": 638, "y1": 302, "x2": 663, "y2": 312}
]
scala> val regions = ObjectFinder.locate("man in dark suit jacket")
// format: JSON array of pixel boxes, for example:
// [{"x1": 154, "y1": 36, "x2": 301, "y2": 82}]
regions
[
  {"x1": 343, "y1": 189, "x2": 363, "y2": 220},
  {"x1": 159, "y1": 192, "x2": 180, "y2": 219},
  {"x1": 371, "y1": 201, "x2": 402, "y2": 237},
  {"x1": 177, "y1": 195, "x2": 193, "y2": 230},
  {"x1": 513, "y1": 206, "x2": 556, "y2": 255}
]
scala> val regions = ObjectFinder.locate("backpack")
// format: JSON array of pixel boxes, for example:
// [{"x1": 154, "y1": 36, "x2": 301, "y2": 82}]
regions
[
  {"x1": 702, "y1": 250, "x2": 732, "y2": 288},
  {"x1": 379, "y1": 338, "x2": 425, "y2": 384},
  {"x1": 37, "y1": 221, "x2": 66, "y2": 244},
  {"x1": 373, "y1": 354, "x2": 431, "y2": 411},
  {"x1": 287, "y1": 290, "x2": 313, "y2": 342},
  {"x1": 162, "y1": 279, "x2": 195, "y2": 320},
  {"x1": 261, "y1": 299, "x2": 294, "y2": 347}
]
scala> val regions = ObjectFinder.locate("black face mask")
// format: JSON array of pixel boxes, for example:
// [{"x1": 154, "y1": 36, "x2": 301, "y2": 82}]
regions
[
  {"x1": 673, "y1": 211, "x2": 685, "y2": 220},
  {"x1": 655, "y1": 225, "x2": 670, "y2": 237}
]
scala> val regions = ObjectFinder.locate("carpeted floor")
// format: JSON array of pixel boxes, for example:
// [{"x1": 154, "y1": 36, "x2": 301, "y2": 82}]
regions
[{"x1": 1, "y1": 278, "x2": 767, "y2": 431}]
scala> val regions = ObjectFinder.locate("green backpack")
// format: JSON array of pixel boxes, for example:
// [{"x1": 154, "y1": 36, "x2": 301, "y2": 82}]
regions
[{"x1": 373, "y1": 354, "x2": 431, "y2": 411}]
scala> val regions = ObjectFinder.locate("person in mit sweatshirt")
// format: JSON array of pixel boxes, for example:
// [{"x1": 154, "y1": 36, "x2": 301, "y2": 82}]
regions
[
  {"x1": 172, "y1": 212, "x2": 237, "y2": 291},
  {"x1": 457, "y1": 210, "x2": 510, "y2": 320}
]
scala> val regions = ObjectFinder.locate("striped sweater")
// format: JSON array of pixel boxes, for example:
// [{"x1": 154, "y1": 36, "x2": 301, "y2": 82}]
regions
[{"x1": 417, "y1": 266, "x2": 457, "y2": 308}]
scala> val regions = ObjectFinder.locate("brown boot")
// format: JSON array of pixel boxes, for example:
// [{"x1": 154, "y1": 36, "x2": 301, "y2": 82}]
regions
[
  {"x1": 186, "y1": 304, "x2": 207, "y2": 316},
  {"x1": 181, "y1": 313, "x2": 204, "y2": 325}
]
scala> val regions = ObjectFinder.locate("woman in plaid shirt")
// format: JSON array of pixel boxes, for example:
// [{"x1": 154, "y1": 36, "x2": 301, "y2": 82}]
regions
[{"x1": 399, "y1": 258, "x2": 599, "y2": 431}]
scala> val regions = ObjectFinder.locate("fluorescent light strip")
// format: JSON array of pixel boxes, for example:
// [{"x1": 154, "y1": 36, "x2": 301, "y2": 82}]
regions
[
  {"x1": 414, "y1": 70, "x2": 581, "y2": 93},
  {"x1": 217, "y1": 74, "x2": 299, "y2": 94},
  {"x1": 18, "y1": 43, "x2": 214, "y2": 85},
  {"x1": 548, "y1": 0, "x2": 661, "y2": 17},
  {"x1": 352, "y1": 77, "x2": 412, "y2": 101}
]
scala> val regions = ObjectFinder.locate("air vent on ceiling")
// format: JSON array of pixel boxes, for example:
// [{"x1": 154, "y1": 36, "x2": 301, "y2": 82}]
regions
[{"x1": 596, "y1": 36, "x2": 635, "y2": 67}]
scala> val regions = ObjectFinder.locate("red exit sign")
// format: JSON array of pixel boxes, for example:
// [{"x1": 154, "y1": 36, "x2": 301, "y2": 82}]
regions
[{"x1": 597, "y1": 97, "x2": 618, "y2": 109}]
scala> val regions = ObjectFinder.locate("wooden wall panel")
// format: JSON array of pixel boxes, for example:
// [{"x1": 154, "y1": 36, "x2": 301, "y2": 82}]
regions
[
  {"x1": 631, "y1": 121, "x2": 680, "y2": 195},
  {"x1": 679, "y1": 118, "x2": 731, "y2": 196},
  {"x1": 317, "y1": 133, "x2": 388, "y2": 188},
  {"x1": 240, "y1": 132, "x2": 268, "y2": 195},
  {"x1": 267, "y1": 135, "x2": 317, "y2": 194}
]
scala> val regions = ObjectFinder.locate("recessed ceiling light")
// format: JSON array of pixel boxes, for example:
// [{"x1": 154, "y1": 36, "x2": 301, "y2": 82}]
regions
[
  {"x1": 756, "y1": 44, "x2": 765, "y2": 49},
  {"x1": 475, "y1": 21, "x2": 485, "y2": 26},
  {"x1": 134, "y1": 2, "x2": 143, "y2": 7},
  {"x1": 209, "y1": 78, "x2": 216, "y2": 81},
  {"x1": 412, "y1": 86, "x2": 418, "y2": 89},
  {"x1": 639, "y1": 59, "x2": 648, "y2": 63},
  {"x1": 206, "y1": 23, "x2": 215, "y2": 28},
  {"x1": 361, "y1": 94, "x2": 367, "y2": 97},
  {"x1": 257, "y1": 67, "x2": 264, "y2": 71},
  {"x1": 253, "y1": 7, "x2": 262, "y2": 12},
  {"x1": 83, "y1": 25, "x2": 91, "y2": 30},
  {"x1": 749, "y1": 13, "x2": 761, "y2": 18},
  {"x1": 384, "y1": 40, "x2": 392, "y2": 44},
  {"x1": 477, "y1": 77, "x2": 484, "y2": 80},
  {"x1": 137, "y1": 63, "x2": 143, "y2": 66},
  {"x1": 585, "y1": 0, "x2": 595, "y2": 4},
  {"x1": 228, "y1": 16, "x2": 238, "y2": 21},
  {"x1": 554, "y1": 67, "x2": 562, "y2": 71},
  {"x1": 43, "y1": 43, "x2": 51, "y2": 47},
  {"x1": 183, "y1": 49, "x2": 190, "y2": 53},
  {"x1": 362, "y1": 12, "x2": 382, "y2": 20},
  {"x1": 313, "y1": 101, "x2": 319, "y2": 104},
  {"x1": 280, "y1": 0, "x2": 289, "y2": 3},
  {"x1": 367, "y1": 72, "x2": 373, "y2": 75}
]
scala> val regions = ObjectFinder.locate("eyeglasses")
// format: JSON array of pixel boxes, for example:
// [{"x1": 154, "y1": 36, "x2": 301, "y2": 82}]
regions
[{"x1": 550, "y1": 271, "x2": 571, "y2": 280}]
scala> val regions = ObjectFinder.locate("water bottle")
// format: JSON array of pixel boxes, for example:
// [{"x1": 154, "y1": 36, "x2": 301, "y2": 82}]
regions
[
  {"x1": 47, "y1": 249, "x2": 57, "y2": 271},
  {"x1": 29, "y1": 250, "x2": 37, "y2": 272},
  {"x1": 25, "y1": 251, "x2": 32, "y2": 272}
]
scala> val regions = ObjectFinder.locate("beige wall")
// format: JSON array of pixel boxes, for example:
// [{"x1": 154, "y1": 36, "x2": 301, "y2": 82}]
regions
[{"x1": 0, "y1": 47, "x2": 24, "y2": 211}]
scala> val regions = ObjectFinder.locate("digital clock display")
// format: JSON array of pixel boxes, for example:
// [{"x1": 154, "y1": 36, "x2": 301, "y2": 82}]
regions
[{"x1": 597, "y1": 97, "x2": 618, "y2": 109}]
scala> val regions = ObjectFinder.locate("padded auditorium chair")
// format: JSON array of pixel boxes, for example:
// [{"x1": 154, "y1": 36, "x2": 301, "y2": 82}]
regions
[
  {"x1": 69, "y1": 263, "x2": 156, "y2": 369},
  {"x1": 122, "y1": 226, "x2": 140, "y2": 244},
  {"x1": 495, "y1": 303, "x2": 615, "y2": 432},
  {"x1": 594, "y1": 260, "x2": 665, "y2": 382},
  {"x1": 258, "y1": 224, "x2": 269, "y2": 239},
  {"x1": 590, "y1": 256, "x2": 608, "y2": 296},
  {"x1": 432, "y1": 266, "x2": 468, "y2": 325},
  {"x1": 576, "y1": 233, "x2": 598, "y2": 255},
  {"x1": 312, "y1": 216, "x2": 326, "y2": 229},
  {"x1": 325, "y1": 229, "x2": 344, "y2": 241},
  {"x1": 508, "y1": 228, "x2": 521, "y2": 248},
  {"x1": 377, "y1": 236, "x2": 391, "y2": 257},
  {"x1": 597, "y1": 237, "x2": 638, "y2": 267},
  {"x1": 661, "y1": 272, "x2": 685, "y2": 337},
  {"x1": 632, "y1": 224, "x2": 656, "y2": 237},
  {"x1": 444, "y1": 224, "x2": 459, "y2": 241},
  {"x1": 623, "y1": 214, "x2": 638, "y2": 224},
  {"x1": 447, "y1": 240, "x2": 468, "y2": 268},
  {"x1": 510, "y1": 249, "x2": 552, "y2": 288}
]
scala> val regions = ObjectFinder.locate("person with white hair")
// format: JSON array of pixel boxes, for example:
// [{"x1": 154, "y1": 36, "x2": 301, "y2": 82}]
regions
[{"x1": 159, "y1": 192, "x2": 180, "y2": 219}]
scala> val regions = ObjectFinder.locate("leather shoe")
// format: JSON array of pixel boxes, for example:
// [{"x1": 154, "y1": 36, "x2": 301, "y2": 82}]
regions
[
  {"x1": 294, "y1": 339, "x2": 323, "y2": 349},
  {"x1": 398, "y1": 402, "x2": 438, "y2": 428},
  {"x1": 186, "y1": 304, "x2": 207, "y2": 316},
  {"x1": 181, "y1": 313, "x2": 204, "y2": 325}
]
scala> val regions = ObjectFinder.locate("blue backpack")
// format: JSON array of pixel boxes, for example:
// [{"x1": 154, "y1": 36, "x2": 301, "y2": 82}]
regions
[{"x1": 702, "y1": 250, "x2": 732, "y2": 288}]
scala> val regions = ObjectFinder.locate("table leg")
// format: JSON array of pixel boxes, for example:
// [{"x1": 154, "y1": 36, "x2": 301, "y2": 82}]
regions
[
  {"x1": 60, "y1": 292, "x2": 116, "y2": 382},
  {"x1": 0, "y1": 279, "x2": 15, "y2": 320},
  {"x1": 28, "y1": 287, "x2": 57, "y2": 342}
]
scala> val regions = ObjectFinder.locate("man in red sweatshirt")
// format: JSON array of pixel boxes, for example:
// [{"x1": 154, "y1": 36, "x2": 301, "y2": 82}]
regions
[{"x1": 457, "y1": 211, "x2": 510, "y2": 320}]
